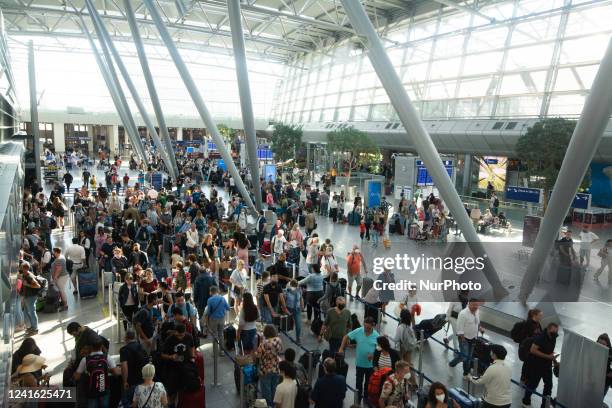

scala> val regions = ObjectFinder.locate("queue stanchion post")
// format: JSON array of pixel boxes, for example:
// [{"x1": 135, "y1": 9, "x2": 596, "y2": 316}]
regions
[
  {"x1": 239, "y1": 365, "x2": 246, "y2": 408},
  {"x1": 376, "y1": 308, "x2": 382, "y2": 332},
  {"x1": 468, "y1": 357, "x2": 478, "y2": 395},
  {"x1": 418, "y1": 329, "x2": 425, "y2": 390},
  {"x1": 292, "y1": 263, "x2": 297, "y2": 279},
  {"x1": 115, "y1": 294, "x2": 122, "y2": 343},
  {"x1": 250, "y1": 266, "x2": 256, "y2": 295},
  {"x1": 307, "y1": 351, "x2": 313, "y2": 385},
  {"x1": 212, "y1": 335, "x2": 219, "y2": 386},
  {"x1": 352, "y1": 387, "x2": 360, "y2": 405}
]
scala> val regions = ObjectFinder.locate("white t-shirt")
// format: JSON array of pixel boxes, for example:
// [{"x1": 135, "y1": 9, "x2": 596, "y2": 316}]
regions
[
  {"x1": 65, "y1": 244, "x2": 86, "y2": 266},
  {"x1": 579, "y1": 231, "x2": 599, "y2": 250},
  {"x1": 320, "y1": 255, "x2": 339, "y2": 276},
  {"x1": 272, "y1": 235, "x2": 287, "y2": 255},
  {"x1": 273, "y1": 378, "x2": 297, "y2": 408},
  {"x1": 230, "y1": 268, "x2": 247, "y2": 288}
]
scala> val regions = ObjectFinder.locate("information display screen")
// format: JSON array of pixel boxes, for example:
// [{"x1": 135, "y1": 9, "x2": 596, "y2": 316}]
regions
[{"x1": 415, "y1": 160, "x2": 453, "y2": 186}]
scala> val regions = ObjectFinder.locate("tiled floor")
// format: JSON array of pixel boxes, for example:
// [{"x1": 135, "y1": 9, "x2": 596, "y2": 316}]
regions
[{"x1": 26, "y1": 163, "x2": 611, "y2": 407}]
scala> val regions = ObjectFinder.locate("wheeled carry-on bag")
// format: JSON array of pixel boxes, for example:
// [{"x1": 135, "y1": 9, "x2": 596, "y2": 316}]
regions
[
  {"x1": 448, "y1": 387, "x2": 481, "y2": 408},
  {"x1": 414, "y1": 313, "x2": 447, "y2": 340},
  {"x1": 77, "y1": 269, "x2": 98, "y2": 298}
]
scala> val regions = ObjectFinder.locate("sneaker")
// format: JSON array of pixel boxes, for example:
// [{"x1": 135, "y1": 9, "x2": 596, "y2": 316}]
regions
[
  {"x1": 449, "y1": 360, "x2": 458, "y2": 368},
  {"x1": 73, "y1": 290, "x2": 78, "y2": 295},
  {"x1": 26, "y1": 329, "x2": 38, "y2": 336},
  {"x1": 15, "y1": 324, "x2": 26, "y2": 332}
]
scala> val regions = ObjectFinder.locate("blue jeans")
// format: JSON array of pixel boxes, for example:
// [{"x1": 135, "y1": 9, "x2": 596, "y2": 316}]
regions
[
  {"x1": 23, "y1": 295, "x2": 38, "y2": 331},
  {"x1": 289, "y1": 307, "x2": 302, "y2": 342},
  {"x1": 240, "y1": 328, "x2": 257, "y2": 352},
  {"x1": 260, "y1": 301, "x2": 273, "y2": 324},
  {"x1": 121, "y1": 386, "x2": 136, "y2": 408},
  {"x1": 259, "y1": 373, "x2": 279, "y2": 407},
  {"x1": 87, "y1": 392, "x2": 110, "y2": 408},
  {"x1": 15, "y1": 296, "x2": 25, "y2": 327},
  {"x1": 372, "y1": 233, "x2": 379, "y2": 247},
  {"x1": 449, "y1": 338, "x2": 474, "y2": 376}
]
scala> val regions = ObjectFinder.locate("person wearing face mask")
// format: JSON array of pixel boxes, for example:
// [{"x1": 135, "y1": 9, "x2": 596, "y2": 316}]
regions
[
  {"x1": 346, "y1": 245, "x2": 367, "y2": 298},
  {"x1": 424, "y1": 382, "x2": 460, "y2": 408},
  {"x1": 373, "y1": 336, "x2": 400, "y2": 371},
  {"x1": 338, "y1": 316, "x2": 379, "y2": 403},
  {"x1": 377, "y1": 360, "x2": 413, "y2": 408},
  {"x1": 320, "y1": 296, "x2": 351, "y2": 354},
  {"x1": 470, "y1": 344, "x2": 511, "y2": 408},
  {"x1": 283, "y1": 280, "x2": 304, "y2": 344},
  {"x1": 521, "y1": 322, "x2": 560, "y2": 408}
]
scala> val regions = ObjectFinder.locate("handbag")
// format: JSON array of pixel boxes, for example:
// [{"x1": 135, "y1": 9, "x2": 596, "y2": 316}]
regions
[{"x1": 235, "y1": 341, "x2": 253, "y2": 366}]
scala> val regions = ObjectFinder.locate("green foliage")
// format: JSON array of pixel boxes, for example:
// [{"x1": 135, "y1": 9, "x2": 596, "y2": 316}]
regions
[
  {"x1": 271, "y1": 123, "x2": 303, "y2": 163},
  {"x1": 515, "y1": 118, "x2": 589, "y2": 198},
  {"x1": 217, "y1": 123, "x2": 237, "y2": 143},
  {"x1": 326, "y1": 127, "x2": 379, "y2": 172}
]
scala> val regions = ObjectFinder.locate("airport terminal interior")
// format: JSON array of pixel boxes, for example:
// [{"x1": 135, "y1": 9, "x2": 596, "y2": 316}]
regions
[{"x1": 0, "y1": 0, "x2": 611, "y2": 407}]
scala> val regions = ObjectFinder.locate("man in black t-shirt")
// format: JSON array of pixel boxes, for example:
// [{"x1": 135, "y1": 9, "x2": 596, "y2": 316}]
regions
[
  {"x1": 119, "y1": 330, "x2": 147, "y2": 406},
  {"x1": 522, "y1": 322, "x2": 559, "y2": 407},
  {"x1": 161, "y1": 323, "x2": 196, "y2": 402},
  {"x1": 263, "y1": 273, "x2": 286, "y2": 319}
]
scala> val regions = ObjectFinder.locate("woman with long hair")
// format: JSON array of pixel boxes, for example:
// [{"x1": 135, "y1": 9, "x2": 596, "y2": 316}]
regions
[
  {"x1": 237, "y1": 292, "x2": 259, "y2": 354},
  {"x1": 424, "y1": 382, "x2": 460, "y2": 408},
  {"x1": 373, "y1": 335, "x2": 401, "y2": 371},
  {"x1": 394, "y1": 308, "x2": 417, "y2": 363}
]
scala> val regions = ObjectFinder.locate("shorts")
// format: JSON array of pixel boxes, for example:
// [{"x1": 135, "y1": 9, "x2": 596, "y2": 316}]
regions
[{"x1": 348, "y1": 274, "x2": 363, "y2": 291}]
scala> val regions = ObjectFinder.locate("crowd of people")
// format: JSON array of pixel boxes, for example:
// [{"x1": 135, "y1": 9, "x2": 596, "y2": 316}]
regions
[{"x1": 11, "y1": 146, "x2": 612, "y2": 408}]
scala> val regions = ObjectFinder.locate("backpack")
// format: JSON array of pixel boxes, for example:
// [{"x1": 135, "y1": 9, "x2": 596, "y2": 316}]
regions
[
  {"x1": 367, "y1": 367, "x2": 393, "y2": 407},
  {"x1": 493, "y1": 198, "x2": 499, "y2": 207},
  {"x1": 518, "y1": 337, "x2": 535, "y2": 362},
  {"x1": 311, "y1": 316, "x2": 323, "y2": 337},
  {"x1": 511, "y1": 320, "x2": 528, "y2": 344},
  {"x1": 33, "y1": 275, "x2": 48, "y2": 298},
  {"x1": 295, "y1": 379, "x2": 311, "y2": 408},
  {"x1": 85, "y1": 354, "x2": 109, "y2": 396}
]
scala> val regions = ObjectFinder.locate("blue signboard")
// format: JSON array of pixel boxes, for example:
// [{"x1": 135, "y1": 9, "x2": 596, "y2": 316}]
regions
[
  {"x1": 218, "y1": 159, "x2": 227, "y2": 171},
  {"x1": 264, "y1": 164, "x2": 277, "y2": 182},
  {"x1": 208, "y1": 142, "x2": 217, "y2": 151},
  {"x1": 506, "y1": 186, "x2": 542, "y2": 203},
  {"x1": 152, "y1": 172, "x2": 163, "y2": 191},
  {"x1": 547, "y1": 191, "x2": 591, "y2": 210},
  {"x1": 186, "y1": 147, "x2": 194, "y2": 154},
  {"x1": 367, "y1": 180, "x2": 382, "y2": 207},
  {"x1": 573, "y1": 193, "x2": 591, "y2": 209},
  {"x1": 415, "y1": 160, "x2": 453, "y2": 186}
]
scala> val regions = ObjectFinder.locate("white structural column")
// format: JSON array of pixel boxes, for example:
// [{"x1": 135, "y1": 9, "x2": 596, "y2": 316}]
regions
[
  {"x1": 123, "y1": 0, "x2": 179, "y2": 179},
  {"x1": 108, "y1": 125, "x2": 118, "y2": 155},
  {"x1": 227, "y1": 0, "x2": 263, "y2": 211},
  {"x1": 28, "y1": 41, "x2": 42, "y2": 186},
  {"x1": 85, "y1": 0, "x2": 175, "y2": 179},
  {"x1": 340, "y1": 0, "x2": 507, "y2": 297},
  {"x1": 519, "y1": 38, "x2": 612, "y2": 300},
  {"x1": 176, "y1": 127, "x2": 183, "y2": 141},
  {"x1": 77, "y1": 15, "x2": 148, "y2": 166},
  {"x1": 142, "y1": 0, "x2": 256, "y2": 212},
  {"x1": 53, "y1": 122, "x2": 65, "y2": 154}
]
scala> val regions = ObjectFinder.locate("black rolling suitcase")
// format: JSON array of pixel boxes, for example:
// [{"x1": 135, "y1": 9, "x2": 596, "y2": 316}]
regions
[
  {"x1": 273, "y1": 314, "x2": 295, "y2": 332},
  {"x1": 414, "y1": 313, "x2": 447, "y2": 340},
  {"x1": 472, "y1": 336, "x2": 492, "y2": 375}
]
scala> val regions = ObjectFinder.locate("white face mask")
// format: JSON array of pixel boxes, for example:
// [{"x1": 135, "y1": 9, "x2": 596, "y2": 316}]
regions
[
  {"x1": 435, "y1": 394, "x2": 445, "y2": 403},
  {"x1": 376, "y1": 345, "x2": 382, "y2": 351},
  {"x1": 403, "y1": 372, "x2": 411, "y2": 380}
]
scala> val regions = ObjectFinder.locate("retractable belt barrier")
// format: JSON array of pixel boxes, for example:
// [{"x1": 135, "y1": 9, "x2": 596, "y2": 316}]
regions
[{"x1": 349, "y1": 294, "x2": 564, "y2": 408}]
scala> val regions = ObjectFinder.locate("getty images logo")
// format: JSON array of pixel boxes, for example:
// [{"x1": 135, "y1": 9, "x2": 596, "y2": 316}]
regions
[{"x1": 372, "y1": 254, "x2": 487, "y2": 275}]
